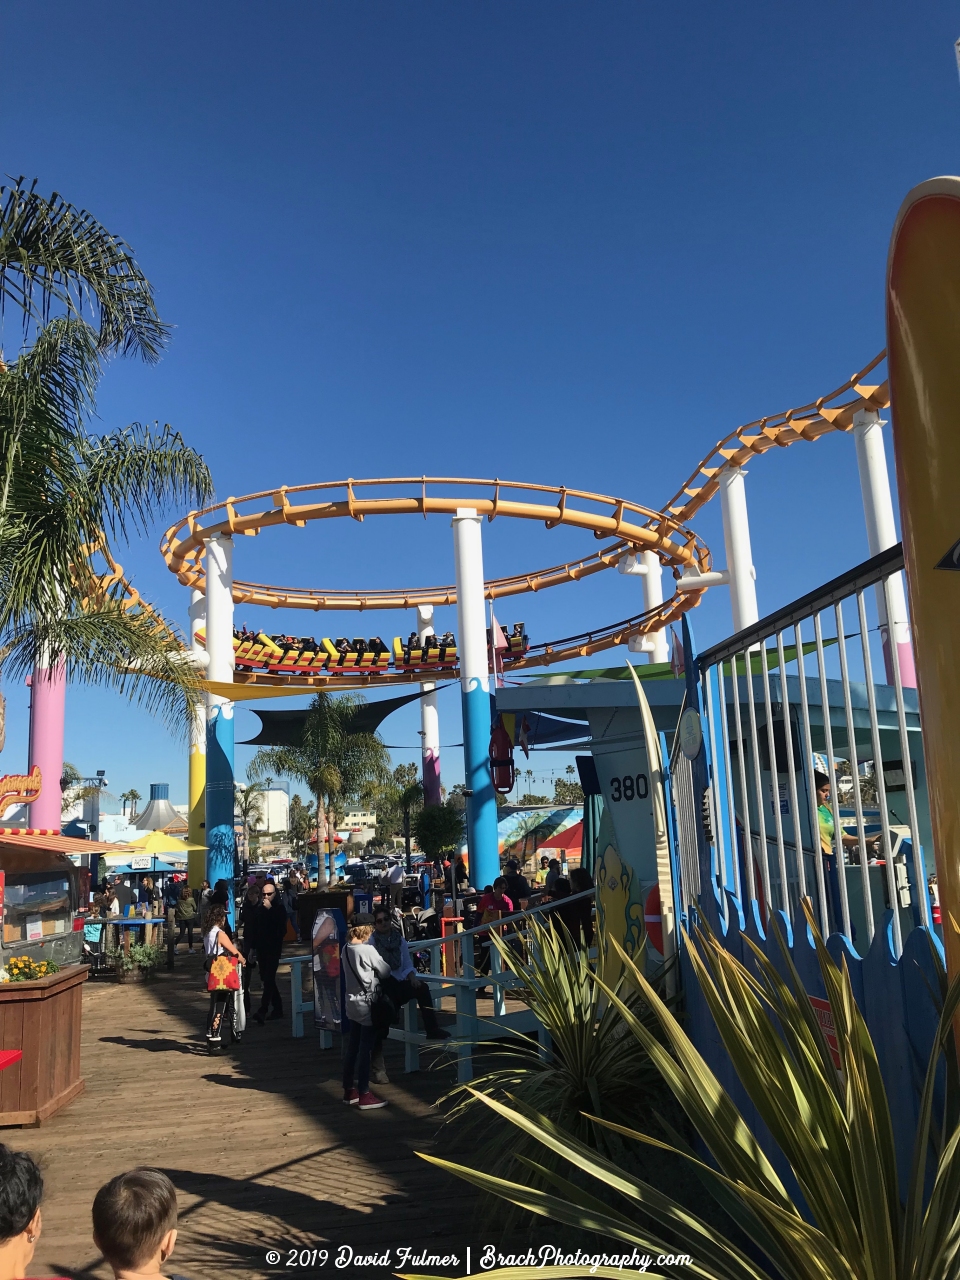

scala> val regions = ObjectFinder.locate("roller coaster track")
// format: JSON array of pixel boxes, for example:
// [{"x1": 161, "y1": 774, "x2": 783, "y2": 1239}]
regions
[{"x1": 147, "y1": 354, "x2": 890, "y2": 684}]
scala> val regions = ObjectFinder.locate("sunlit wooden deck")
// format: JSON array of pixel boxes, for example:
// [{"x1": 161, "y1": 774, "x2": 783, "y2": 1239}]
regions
[{"x1": 9, "y1": 955, "x2": 488, "y2": 1280}]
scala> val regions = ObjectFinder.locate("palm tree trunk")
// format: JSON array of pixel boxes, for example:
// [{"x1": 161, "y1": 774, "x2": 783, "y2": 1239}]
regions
[
  {"x1": 314, "y1": 792, "x2": 327, "y2": 888},
  {"x1": 326, "y1": 802, "x2": 336, "y2": 884}
]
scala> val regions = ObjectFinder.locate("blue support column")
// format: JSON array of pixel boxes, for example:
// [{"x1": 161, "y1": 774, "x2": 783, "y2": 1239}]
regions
[{"x1": 452, "y1": 508, "x2": 499, "y2": 890}]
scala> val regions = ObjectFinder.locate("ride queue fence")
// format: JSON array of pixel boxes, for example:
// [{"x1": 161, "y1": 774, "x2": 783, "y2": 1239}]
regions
[
  {"x1": 691, "y1": 542, "x2": 930, "y2": 960},
  {"x1": 677, "y1": 543, "x2": 939, "y2": 1186},
  {"x1": 288, "y1": 887, "x2": 597, "y2": 1083}
]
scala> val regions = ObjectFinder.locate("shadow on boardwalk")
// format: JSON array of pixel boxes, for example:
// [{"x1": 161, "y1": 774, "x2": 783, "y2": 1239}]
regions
[{"x1": 12, "y1": 954, "x2": 494, "y2": 1280}]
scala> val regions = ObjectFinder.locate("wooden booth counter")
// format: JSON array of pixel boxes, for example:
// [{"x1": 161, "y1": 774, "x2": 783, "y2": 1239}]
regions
[{"x1": 0, "y1": 964, "x2": 88, "y2": 1126}]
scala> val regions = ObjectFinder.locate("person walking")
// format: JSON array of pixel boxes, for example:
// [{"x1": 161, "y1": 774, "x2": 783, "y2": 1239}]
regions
[
  {"x1": 341, "y1": 922, "x2": 390, "y2": 1109},
  {"x1": 281, "y1": 876, "x2": 300, "y2": 940},
  {"x1": 239, "y1": 882, "x2": 261, "y2": 1014},
  {"x1": 203, "y1": 904, "x2": 243, "y2": 1053},
  {"x1": 384, "y1": 861, "x2": 404, "y2": 910},
  {"x1": 137, "y1": 877, "x2": 154, "y2": 908},
  {"x1": 251, "y1": 880, "x2": 287, "y2": 1024},
  {"x1": 175, "y1": 884, "x2": 198, "y2": 953},
  {"x1": 197, "y1": 880, "x2": 212, "y2": 930}
]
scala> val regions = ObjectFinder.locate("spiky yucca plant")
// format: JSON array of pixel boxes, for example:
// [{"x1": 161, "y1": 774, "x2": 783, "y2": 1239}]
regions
[
  {"x1": 407, "y1": 904, "x2": 960, "y2": 1280},
  {"x1": 440, "y1": 917, "x2": 662, "y2": 1203}
]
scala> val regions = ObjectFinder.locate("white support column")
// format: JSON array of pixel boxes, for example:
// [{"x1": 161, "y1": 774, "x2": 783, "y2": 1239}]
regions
[
  {"x1": 719, "y1": 466, "x2": 759, "y2": 634},
  {"x1": 622, "y1": 550, "x2": 670, "y2": 663},
  {"x1": 204, "y1": 534, "x2": 236, "y2": 918},
  {"x1": 853, "y1": 407, "x2": 916, "y2": 687},
  {"x1": 417, "y1": 603, "x2": 442, "y2": 806}
]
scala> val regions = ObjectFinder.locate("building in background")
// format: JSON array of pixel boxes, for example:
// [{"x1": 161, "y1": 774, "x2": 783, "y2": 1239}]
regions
[
  {"x1": 134, "y1": 784, "x2": 188, "y2": 836},
  {"x1": 339, "y1": 808, "x2": 377, "y2": 846},
  {"x1": 249, "y1": 782, "x2": 290, "y2": 836}
]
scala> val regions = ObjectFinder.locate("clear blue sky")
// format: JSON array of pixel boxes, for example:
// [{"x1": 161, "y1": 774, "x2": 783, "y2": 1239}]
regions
[{"x1": 1, "y1": 1, "x2": 958, "y2": 803}]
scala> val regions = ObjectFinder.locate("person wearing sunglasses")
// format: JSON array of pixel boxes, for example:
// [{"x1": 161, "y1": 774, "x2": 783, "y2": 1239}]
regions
[{"x1": 249, "y1": 880, "x2": 288, "y2": 1025}]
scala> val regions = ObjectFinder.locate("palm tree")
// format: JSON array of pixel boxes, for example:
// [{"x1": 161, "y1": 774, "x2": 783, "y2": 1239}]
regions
[
  {"x1": 0, "y1": 180, "x2": 212, "y2": 734},
  {"x1": 60, "y1": 761, "x2": 101, "y2": 815},
  {"x1": 287, "y1": 794, "x2": 316, "y2": 858},
  {"x1": 248, "y1": 692, "x2": 390, "y2": 885},
  {"x1": 235, "y1": 780, "x2": 267, "y2": 865},
  {"x1": 120, "y1": 788, "x2": 141, "y2": 818}
]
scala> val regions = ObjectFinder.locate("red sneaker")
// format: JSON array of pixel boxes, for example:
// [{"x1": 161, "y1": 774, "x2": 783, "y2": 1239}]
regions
[
  {"x1": 357, "y1": 1091, "x2": 388, "y2": 1110},
  {"x1": 343, "y1": 1088, "x2": 360, "y2": 1105}
]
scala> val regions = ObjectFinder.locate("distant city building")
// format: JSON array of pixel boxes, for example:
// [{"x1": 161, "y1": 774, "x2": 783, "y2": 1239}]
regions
[
  {"x1": 245, "y1": 783, "x2": 290, "y2": 835},
  {"x1": 338, "y1": 808, "x2": 377, "y2": 844}
]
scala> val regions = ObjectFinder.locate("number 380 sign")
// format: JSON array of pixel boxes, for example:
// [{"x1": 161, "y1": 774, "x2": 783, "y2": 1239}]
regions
[{"x1": 609, "y1": 773, "x2": 648, "y2": 803}]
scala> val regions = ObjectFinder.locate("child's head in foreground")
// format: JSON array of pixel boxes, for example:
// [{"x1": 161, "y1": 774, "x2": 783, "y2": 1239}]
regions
[
  {"x1": 93, "y1": 1168, "x2": 179, "y2": 1276},
  {"x1": 0, "y1": 1144, "x2": 43, "y2": 1278}
]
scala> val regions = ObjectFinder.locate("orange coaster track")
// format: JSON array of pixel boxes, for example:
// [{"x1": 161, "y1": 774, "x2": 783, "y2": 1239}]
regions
[{"x1": 157, "y1": 355, "x2": 890, "y2": 686}]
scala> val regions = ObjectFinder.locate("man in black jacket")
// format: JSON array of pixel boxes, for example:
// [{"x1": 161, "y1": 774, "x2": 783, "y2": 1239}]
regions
[
  {"x1": 501, "y1": 859, "x2": 531, "y2": 909},
  {"x1": 250, "y1": 880, "x2": 287, "y2": 1024}
]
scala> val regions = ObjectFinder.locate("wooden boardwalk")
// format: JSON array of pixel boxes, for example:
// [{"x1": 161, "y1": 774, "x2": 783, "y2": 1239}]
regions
[{"x1": 7, "y1": 956, "x2": 489, "y2": 1280}]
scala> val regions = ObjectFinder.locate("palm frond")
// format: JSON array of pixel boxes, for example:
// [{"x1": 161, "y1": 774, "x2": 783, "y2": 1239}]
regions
[
  {"x1": 2, "y1": 599, "x2": 202, "y2": 738},
  {"x1": 74, "y1": 422, "x2": 213, "y2": 538},
  {"x1": 0, "y1": 179, "x2": 169, "y2": 360}
]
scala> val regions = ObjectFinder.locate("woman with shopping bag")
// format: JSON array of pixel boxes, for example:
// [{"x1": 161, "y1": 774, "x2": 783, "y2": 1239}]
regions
[{"x1": 204, "y1": 905, "x2": 244, "y2": 1054}]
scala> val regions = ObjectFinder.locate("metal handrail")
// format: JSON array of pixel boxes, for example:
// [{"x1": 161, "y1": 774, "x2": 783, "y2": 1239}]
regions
[
  {"x1": 413, "y1": 885, "x2": 596, "y2": 950},
  {"x1": 698, "y1": 543, "x2": 905, "y2": 668}
]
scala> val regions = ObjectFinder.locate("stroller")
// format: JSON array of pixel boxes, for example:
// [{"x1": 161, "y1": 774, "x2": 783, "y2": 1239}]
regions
[{"x1": 403, "y1": 907, "x2": 441, "y2": 974}]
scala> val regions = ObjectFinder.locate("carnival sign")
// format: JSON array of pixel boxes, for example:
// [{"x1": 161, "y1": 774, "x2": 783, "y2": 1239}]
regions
[{"x1": 0, "y1": 767, "x2": 42, "y2": 813}]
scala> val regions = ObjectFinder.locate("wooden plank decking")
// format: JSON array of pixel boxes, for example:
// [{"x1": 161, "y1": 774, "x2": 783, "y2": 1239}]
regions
[{"x1": 6, "y1": 955, "x2": 489, "y2": 1279}]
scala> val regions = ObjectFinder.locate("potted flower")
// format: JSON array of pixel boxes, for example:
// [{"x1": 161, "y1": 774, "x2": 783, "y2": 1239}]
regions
[
  {"x1": 112, "y1": 941, "x2": 163, "y2": 983},
  {"x1": 3, "y1": 956, "x2": 60, "y2": 983}
]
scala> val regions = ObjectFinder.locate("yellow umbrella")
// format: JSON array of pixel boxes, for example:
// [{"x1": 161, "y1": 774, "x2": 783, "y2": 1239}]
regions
[{"x1": 123, "y1": 830, "x2": 207, "y2": 853}]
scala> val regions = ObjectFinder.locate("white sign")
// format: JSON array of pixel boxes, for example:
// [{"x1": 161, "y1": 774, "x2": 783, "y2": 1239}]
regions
[
  {"x1": 130, "y1": 855, "x2": 152, "y2": 870},
  {"x1": 25, "y1": 916, "x2": 43, "y2": 942}
]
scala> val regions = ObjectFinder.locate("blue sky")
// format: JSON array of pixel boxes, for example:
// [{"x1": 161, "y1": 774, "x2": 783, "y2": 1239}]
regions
[{"x1": 1, "y1": 1, "x2": 958, "y2": 804}]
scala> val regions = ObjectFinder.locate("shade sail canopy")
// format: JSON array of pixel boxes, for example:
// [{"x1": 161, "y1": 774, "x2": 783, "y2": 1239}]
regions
[{"x1": 239, "y1": 687, "x2": 438, "y2": 747}]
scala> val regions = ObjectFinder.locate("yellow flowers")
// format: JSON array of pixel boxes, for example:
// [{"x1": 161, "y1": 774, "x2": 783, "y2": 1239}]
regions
[{"x1": 5, "y1": 956, "x2": 60, "y2": 982}]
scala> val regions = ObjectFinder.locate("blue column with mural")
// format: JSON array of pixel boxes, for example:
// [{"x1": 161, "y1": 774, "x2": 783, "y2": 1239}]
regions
[
  {"x1": 205, "y1": 703, "x2": 235, "y2": 922},
  {"x1": 203, "y1": 533, "x2": 236, "y2": 927},
  {"x1": 462, "y1": 678, "x2": 499, "y2": 889}
]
